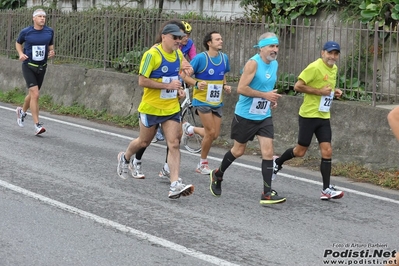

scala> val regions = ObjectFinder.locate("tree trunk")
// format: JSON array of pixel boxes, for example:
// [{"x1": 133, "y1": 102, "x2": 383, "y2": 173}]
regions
[
  {"x1": 158, "y1": 0, "x2": 163, "y2": 14},
  {"x1": 72, "y1": 0, "x2": 77, "y2": 11}
]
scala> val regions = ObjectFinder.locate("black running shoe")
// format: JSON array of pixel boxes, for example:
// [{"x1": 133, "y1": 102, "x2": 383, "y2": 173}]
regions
[
  {"x1": 260, "y1": 190, "x2": 286, "y2": 205},
  {"x1": 210, "y1": 170, "x2": 223, "y2": 197}
]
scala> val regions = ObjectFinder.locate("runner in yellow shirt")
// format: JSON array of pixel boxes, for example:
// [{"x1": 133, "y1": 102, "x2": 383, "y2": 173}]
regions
[
  {"x1": 116, "y1": 24, "x2": 194, "y2": 199},
  {"x1": 273, "y1": 41, "x2": 344, "y2": 200}
]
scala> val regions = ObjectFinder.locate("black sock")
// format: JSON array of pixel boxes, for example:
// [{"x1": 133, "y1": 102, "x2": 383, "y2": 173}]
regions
[
  {"x1": 123, "y1": 155, "x2": 129, "y2": 163},
  {"x1": 135, "y1": 147, "x2": 146, "y2": 160},
  {"x1": 262, "y1": 159, "x2": 273, "y2": 194},
  {"x1": 165, "y1": 147, "x2": 169, "y2": 163},
  {"x1": 320, "y1": 158, "x2": 331, "y2": 190},
  {"x1": 276, "y1": 147, "x2": 295, "y2": 166},
  {"x1": 215, "y1": 150, "x2": 236, "y2": 178}
]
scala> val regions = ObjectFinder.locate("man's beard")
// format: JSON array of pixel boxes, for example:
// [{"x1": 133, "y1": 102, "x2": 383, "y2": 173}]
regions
[
  {"x1": 266, "y1": 54, "x2": 278, "y2": 61},
  {"x1": 327, "y1": 59, "x2": 336, "y2": 66}
]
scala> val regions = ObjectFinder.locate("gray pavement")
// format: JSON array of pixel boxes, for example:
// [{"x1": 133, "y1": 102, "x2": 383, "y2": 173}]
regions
[{"x1": 0, "y1": 103, "x2": 398, "y2": 266}]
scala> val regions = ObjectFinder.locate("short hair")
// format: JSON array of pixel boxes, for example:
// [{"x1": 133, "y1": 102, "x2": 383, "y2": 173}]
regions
[
  {"x1": 203, "y1": 31, "x2": 219, "y2": 50},
  {"x1": 258, "y1": 32, "x2": 277, "y2": 42},
  {"x1": 155, "y1": 20, "x2": 185, "y2": 44}
]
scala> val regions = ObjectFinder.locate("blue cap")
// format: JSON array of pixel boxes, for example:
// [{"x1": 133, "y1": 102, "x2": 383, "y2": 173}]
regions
[{"x1": 323, "y1": 41, "x2": 340, "y2": 52}]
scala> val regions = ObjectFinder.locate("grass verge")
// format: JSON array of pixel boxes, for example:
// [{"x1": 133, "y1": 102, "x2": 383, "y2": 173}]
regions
[
  {"x1": 2, "y1": 88, "x2": 398, "y2": 190},
  {"x1": 1, "y1": 88, "x2": 139, "y2": 128}
]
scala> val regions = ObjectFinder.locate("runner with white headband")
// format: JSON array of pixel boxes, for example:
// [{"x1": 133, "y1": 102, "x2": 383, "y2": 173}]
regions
[
  {"x1": 15, "y1": 8, "x2": 55, "y2": 135},
  {"x1": 33, "y1": 10, "x2": 46, "y2": 17}
]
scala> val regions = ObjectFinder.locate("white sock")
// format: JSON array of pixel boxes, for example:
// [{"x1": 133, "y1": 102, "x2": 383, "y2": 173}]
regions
[
  {"x1": 200, "y1": 159, "x2": 208, "y2": 164},
  {"x1": 164, "y1": 163, "x2": 169, "y2": 172}
]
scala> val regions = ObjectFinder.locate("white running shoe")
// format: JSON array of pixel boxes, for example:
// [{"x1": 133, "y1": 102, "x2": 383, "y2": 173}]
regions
[
  {"x1": 129, "y1": 162, "x2": 145, "y2": 179},
  {"x1": 155, "y1": 127, "x2": 165, "y2": 141},
  {"x1": 117, "y1": 152, "x2": 130, "y2": 179},
  {"x1": 34, "y1": 123, "x2": 46, "y2": 135},
  {"x1": 196, "y1": 162, "x2": 211, "y2": 175},
  {"x1": 168, "y1": 178, "x2": 194, "y2": 199},
  {"x1": 16, "y1": 107, "x2": 26, "y2": 127},
  {"x1": 159, "y1": 166, "x2": 170, "y2": 179},
  {"x1": 320, "y1": 185, "x2": 344, "y2": 200}
]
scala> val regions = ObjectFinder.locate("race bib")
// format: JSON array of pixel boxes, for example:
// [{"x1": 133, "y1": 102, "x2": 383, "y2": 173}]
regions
[
  {"x1": 319, "y1": 92, "x2": 334, "y2": 112},
  {"x1": 32, "y1": 45, "x2": 45, "y2": 61},
  {"x1": 249, "y1": 97, "x2": 270, "y2": 115},
  {"x1": 206, "y1": 84, "x2": 222, "y2": 102},
  {"x1": 160, "y1": 76, "x2": 178, "y2": 99}
]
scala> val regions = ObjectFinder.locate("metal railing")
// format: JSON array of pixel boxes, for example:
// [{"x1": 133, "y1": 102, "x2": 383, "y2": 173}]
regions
[{"x1": 1, "y1": 9, "x2": 398, "y2": 105}]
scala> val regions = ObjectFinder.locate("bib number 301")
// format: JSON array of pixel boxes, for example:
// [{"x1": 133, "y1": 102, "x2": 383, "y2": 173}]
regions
[{"x1": 249, "y1": 97, "x2": 270, "y2": 115}]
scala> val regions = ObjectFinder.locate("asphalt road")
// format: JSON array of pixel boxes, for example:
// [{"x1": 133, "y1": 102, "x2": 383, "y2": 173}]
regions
[{"x1": 1, "y1": 103, "x2": 399, "y2": 266}]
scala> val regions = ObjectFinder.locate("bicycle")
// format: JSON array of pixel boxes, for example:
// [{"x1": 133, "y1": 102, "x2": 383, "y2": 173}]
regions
[{"x1": 180, "y1": 83, "x2": 202, "y2": 153}]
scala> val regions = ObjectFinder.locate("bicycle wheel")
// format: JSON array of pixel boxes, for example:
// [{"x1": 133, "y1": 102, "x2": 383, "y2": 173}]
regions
[{"x1": 181, "y1": 106, "x2": 202, "y2": 153}]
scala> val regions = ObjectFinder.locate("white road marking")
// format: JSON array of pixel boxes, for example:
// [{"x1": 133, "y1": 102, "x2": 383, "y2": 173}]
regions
[{"x1": 0, "y1": 179, "x2": 239, "y2": 266}]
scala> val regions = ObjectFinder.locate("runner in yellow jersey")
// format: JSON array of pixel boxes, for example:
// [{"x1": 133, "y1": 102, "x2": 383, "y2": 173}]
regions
[
  {"x1": 131, "y1": 20, "x2": 196, "y2": 179},
  {"x1": 117, "y1": 24, "x2": 194, "y2": 199},
  {"x1": 273, "y1": 41, "x2": 344, "y2": 200}
]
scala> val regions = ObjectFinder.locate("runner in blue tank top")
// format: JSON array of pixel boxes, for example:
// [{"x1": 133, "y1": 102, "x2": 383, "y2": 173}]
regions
[
  {"x1": 15, "y1": 8, "x2": 55, "y2": 136},
  {"x1": 209, "y1": 32, "x2": 287, "y2": 205},
  {"x1": 181, "y1": 31, "x2": 232, "y2": 175}
]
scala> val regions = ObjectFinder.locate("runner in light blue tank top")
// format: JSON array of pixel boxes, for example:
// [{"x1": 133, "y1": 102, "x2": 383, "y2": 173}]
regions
[
  {"x1": 234, "y1": 53, "x2": 278, "y2": 120},
  {"x1": 208, "y1": 33, "x2": 287, "y2": 205}
]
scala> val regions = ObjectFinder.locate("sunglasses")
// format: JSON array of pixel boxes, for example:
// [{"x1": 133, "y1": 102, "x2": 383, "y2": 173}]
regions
[{"x1": 171, "y1": 35, "x2": 183, "y2": 40}]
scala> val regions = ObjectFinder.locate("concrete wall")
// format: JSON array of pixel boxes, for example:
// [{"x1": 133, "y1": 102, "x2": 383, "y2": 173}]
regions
[{"x1": 2, "y1": 57, "x2": 398, "y2": 169}]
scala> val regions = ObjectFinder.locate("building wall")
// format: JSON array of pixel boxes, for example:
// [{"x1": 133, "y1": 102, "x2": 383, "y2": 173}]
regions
[{"x1": 28, "y1": 0, "x2": 246, "y2": 17}]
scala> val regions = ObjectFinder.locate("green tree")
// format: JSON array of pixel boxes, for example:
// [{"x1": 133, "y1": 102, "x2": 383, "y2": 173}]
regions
[
  {"x1": 239, "y1": 0, "x2": 321, "y2": 20},
  {"x1": 358, "y1": 0, "x2": 399, "y2": 29},
  {"x1": 0, "y1": 0, "x2": 26, "y2": 9}
]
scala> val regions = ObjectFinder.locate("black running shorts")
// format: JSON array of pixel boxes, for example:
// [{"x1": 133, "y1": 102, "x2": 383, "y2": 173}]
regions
[
  {"x1": 297, "y1": 115, "x2": 331, "y2": 147},
  {"x1": 230, "y1": 114, "x2": 274, "y2": 144},
  {"x1": 22, "y1": 63, "x2": 47, "y2": 90}
]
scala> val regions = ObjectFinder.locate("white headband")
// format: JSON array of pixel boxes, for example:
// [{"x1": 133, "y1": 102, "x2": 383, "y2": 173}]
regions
[{"x1": 33, "y1": 10, "x2": 46, "y2": 17}]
